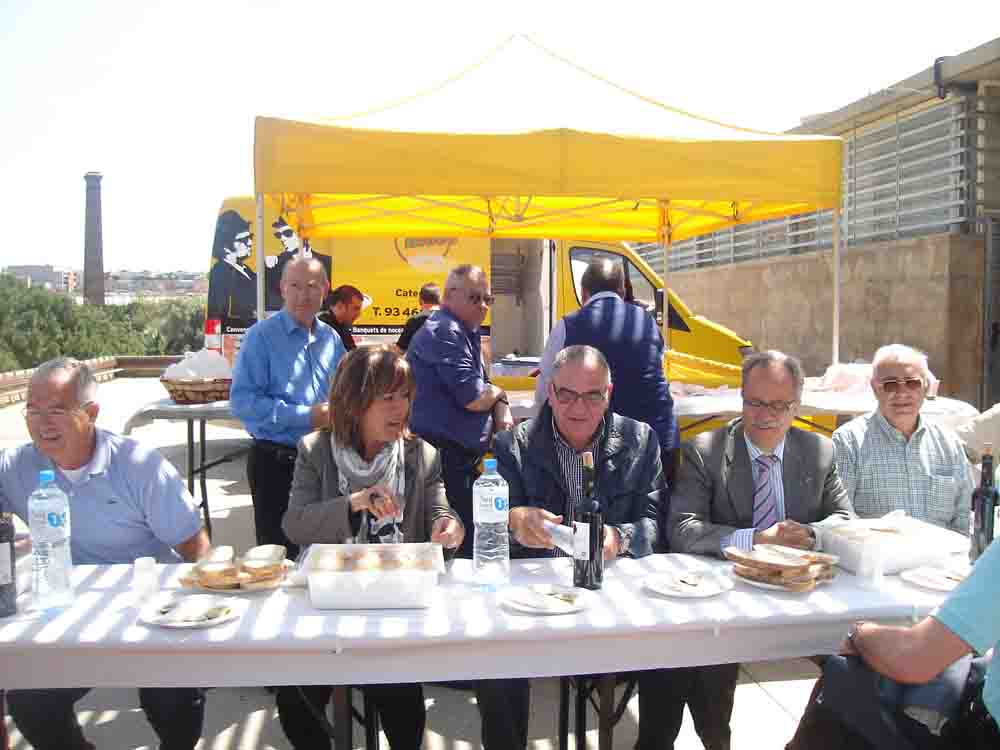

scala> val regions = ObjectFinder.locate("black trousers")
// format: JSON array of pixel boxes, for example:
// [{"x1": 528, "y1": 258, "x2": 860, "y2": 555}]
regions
[
  {"x1": 422, "y1": 436, "x2": 482, "y2": 559},
  {"x1": 276, "y1": 683, "x2": 425, "y2": 750},
  {"x1": 246, "y1": 439, "x2": 300, "y2": 560},
  {"x1": 475, "y1": 678, "x2": 532, "y2": 750},
  {"x1": 6, "y1": 686, "x2": 205, "y2": 750},
  {"x1": 636, "y1": 664, "x2": 739, "y2": 750}
]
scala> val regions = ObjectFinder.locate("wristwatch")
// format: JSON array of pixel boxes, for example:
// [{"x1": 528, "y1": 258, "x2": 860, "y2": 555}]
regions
[{"x1": 847, "y1": 621, "x2": 867, "y2": 659}]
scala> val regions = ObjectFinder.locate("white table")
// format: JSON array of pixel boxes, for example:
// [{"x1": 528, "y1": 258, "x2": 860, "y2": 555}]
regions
[
  {"x1": 0, "y1": 555, "x2": 949, "y2": 750},
  {"x1": 1, "y1": 555, "x2": 948, "y2": 688},
  {"x1": 123, "y1": 399, "x2": 251, "y2": 537}
]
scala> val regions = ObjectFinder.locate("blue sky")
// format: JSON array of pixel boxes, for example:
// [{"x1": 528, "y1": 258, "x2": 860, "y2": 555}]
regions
[{"x1": 1, "y1": 0, "x2": 997, "y2": 273}]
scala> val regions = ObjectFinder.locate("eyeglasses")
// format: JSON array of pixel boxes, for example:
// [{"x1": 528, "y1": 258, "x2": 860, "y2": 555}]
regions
[
  {"x1": 553, "y1": 386, "x2": 607, "y2": 407},
  {"x1": 467, "y1": 292, "x2": 495, "y2": 306},
  {"x1": 743, "y1": 398, "x2": 797, "y2": 415},
  {"x1": 274, "y1": 228, "x2": 295, "y2": 238},
  {"x1": 879, "y1": 377, "x2": 924, "y2": 394},
  {"x1": 235, "y1": 233, "x2": 253, "y2": 243},
  {"x1": 23, "y1": 405, "x2": 88, "y2": 420}
]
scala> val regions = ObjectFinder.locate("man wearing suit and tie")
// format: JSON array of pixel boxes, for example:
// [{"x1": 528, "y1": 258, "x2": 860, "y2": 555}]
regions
[{"x1": 637, "y1": 350, "x2": 855, "y2": 750}]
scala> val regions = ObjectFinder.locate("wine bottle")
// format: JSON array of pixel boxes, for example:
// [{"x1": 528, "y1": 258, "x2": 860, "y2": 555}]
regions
[
  {"x1": 970, "y1": 443, "x2": 997, "y2": 563},
  {"x1": 574, "y1": 452, "x2": 604, "y2": 590},
  {"x1": 0, "y1": 512, "x2": 16, "y2": 618}
]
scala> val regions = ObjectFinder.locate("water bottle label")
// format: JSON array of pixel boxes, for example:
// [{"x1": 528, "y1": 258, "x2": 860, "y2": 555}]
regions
[
  {"x1": 574, "y1": 522, "x2": 591, "y2": 561},
  {"x1": 47, "y1": 512, "x2": 66, "y2": 529},
  {"x1": 0, "y1": 547, "x2": 10, "y2": 585},
  {"x1": 474, "y1": 488, "x2": 509, "y2": 523}
]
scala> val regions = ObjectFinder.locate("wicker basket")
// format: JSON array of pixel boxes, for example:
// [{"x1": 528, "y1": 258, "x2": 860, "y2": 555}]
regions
[{"x1": 160, "y1": 377, "x2": 232, "y2": 404}]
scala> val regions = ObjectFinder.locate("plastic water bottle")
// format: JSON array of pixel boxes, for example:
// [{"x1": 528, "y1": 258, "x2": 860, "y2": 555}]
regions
[
  {"x1": 472, "y1": 458, "x2": 510, "y2": 588},
  {"x1": 28, "y1": 470, "x2": 73, "y2": 609}
]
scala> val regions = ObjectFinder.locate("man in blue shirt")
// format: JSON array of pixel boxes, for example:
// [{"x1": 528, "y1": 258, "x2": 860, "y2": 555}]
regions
[
  {"x1": 231, "y1": 257, "x2": 343, "y2": 560},
  {"x1": 534, "y1": 258, "x2": 679, "y2": 481},
  {"x1": 1, "y1": 357, "x2": 210, "y2": 750},
  {"x1": 787, "y1": 537, "x2": 1000, "y2": 748},
  {"x1": 407, "y1": 264, "x2": 513, "y2": 557}
]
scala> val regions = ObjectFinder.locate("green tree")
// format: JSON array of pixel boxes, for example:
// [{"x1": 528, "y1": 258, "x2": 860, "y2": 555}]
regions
[{"x1": 0, "y1": 274, "x2": 207, "y2": 370}]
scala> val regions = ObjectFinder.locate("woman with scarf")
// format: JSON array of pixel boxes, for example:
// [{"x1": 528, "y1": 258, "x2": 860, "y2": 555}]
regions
[{"x1": 277, "y1": 344, "x2": 464, "y2": 750}]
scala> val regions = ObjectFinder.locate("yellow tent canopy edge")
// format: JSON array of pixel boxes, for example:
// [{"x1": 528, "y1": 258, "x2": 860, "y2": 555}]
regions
[{"x1": 253, "y1": 116, "x2": 842, "y2": 242}]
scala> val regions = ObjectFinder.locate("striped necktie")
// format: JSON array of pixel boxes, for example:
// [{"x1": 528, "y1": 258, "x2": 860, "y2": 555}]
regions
[{"x1": 752, "y1": 454, "x2": 779, "y2": 530}]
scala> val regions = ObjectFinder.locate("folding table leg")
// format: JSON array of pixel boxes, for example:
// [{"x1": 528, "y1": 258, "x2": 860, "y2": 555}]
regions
[
  {"x1": 559, "y1": 676, "x2": 570, "y2": 750},
  {"x1": 597, "y1": 674, "x2": 615, "y2": 750},
  {"x1": 198, "y1": 419, "x2": 212, "y2": 538},
  {"x1": 186, "y1": 420, "x2": 195, "y2": 497},
  {"x1": 331, "y1": 686, "x2": 353, "y2": 750},
  {"x1": 575, "y1": 677, "x2": 588, "y2": 750}
]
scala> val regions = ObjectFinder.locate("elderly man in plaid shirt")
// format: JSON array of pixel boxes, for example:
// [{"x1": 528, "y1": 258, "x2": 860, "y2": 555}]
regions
[{"x1": 832, "y1": 344, "x2": 972, "y2": 533}]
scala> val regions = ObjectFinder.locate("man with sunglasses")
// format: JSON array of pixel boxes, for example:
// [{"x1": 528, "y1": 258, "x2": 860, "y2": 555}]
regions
[
  {"x1": 475, "y1": 344, "x2": 665, "y2": 750},
  {"x1": 264, "y1": 216, "x2": 333, "y2": 310},
  {"x1": 207, "y1": 209, "x2": 257, "y2": 319},
  {"x1": 1, "y1": 358, "x2": 211, "y2": 750},
  {"x1": 407, "y1": 264, "x2": 514, "y2": 558},
  {"x1": 832, "y1": 344, "x2": 972, "y2": 533},
  {"x1": 649, "y1": 350, "x2": 854, "y2": 750}
]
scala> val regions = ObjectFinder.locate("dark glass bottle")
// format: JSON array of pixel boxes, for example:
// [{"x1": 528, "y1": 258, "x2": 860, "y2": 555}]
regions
[
  {"x1": 0, "y1": 512, "x2": 16, "y2": 618},
  {"x1": 970, "y1": 443, "x2": 997, "y2": 563},
  {"x1": 574, "y1": 452, "x2": 603, "y2": 590}
]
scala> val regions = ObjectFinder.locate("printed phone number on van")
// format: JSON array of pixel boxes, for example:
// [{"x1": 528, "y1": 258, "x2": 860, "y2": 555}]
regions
[{"x1": 369, "y1": 306, "x2": 421, "y2": 317}]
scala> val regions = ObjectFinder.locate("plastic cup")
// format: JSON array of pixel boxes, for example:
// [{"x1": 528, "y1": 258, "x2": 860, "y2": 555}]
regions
[
  {"x1": 132, "y1": 556, "x2": 159, "y2": 604},
  {"x1": 856, "y1": 537, "x2": 885, "y2": 590}
]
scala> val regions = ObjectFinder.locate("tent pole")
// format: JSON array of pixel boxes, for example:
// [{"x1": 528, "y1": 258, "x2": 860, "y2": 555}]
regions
[
  {"x1": 832, "y1": 206, "x2": 841, "y2": 365},
  {"x1": 255, "y1": 193, "x2": 265, "y2": 321},
  {"x1": 658, "y1": 200, "x2": 671, "y2": 350}
]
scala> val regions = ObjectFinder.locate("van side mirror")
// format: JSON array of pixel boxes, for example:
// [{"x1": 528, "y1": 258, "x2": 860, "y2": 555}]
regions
[{"x1": 654, "y1": 288, "x2": 665, "y2": 327}]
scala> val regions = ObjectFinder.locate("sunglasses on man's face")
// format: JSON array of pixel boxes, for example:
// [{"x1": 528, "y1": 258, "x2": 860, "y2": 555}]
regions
[
  {"x1": 274, "y1": 228, "x2": 295, "y2": 238},
  {"x1": 879, "y1": 377, "x2": 924, "y2": 394},
  {"x1": 235, "y1": 233, "x2": 253, "y2": 243},
  {"x1": 466, "y1": 292, "x2": 495, "y2": 306}
]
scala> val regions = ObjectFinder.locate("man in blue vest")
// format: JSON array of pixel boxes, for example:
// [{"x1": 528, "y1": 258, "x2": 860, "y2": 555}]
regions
[{"x1": 534, "y1": 258, "x2": 679, "y2": 480}]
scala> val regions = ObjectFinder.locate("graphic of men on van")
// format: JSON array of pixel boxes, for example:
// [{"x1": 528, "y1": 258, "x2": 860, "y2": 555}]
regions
[
  {"x1": 207, "y1": 210, "x2": 257, "y2": 320},
  {"x1": 264, "y1": 216, "x2": 332, "y2": 310}
]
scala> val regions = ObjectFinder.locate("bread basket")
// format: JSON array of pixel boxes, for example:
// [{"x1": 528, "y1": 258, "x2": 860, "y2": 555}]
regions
[{"x1": 160, "y1": 377, "x2": 232, "y2": 404}]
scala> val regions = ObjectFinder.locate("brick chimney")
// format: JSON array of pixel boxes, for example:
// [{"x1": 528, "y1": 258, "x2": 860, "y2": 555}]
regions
[{"x1": 83, "y1": 171, "x2": 105, "y2": 305}]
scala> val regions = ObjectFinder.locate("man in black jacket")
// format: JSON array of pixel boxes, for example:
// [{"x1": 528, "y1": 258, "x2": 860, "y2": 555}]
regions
[{"x1": 474, "y1": 345, "x2": 666, "y2": 750}]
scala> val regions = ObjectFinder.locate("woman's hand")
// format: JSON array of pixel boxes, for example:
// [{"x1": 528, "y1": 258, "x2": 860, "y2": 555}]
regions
[
  {"x1": 431, "y1": 516, "x2": 464, "y2": 549},
  {"x1": 349, "y1": 483, "x2": 401, "y2": 520}
]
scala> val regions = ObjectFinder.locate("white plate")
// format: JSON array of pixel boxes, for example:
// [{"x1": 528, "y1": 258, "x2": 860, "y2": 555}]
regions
[
  {"x1": 644, "y1": 572, "x2": 734, "y2": 599},
  {"x1": 899, "y1": 566, "x2": 965, "y2": 593},
  {"x1": 139, "y1": 595, "x2": 241, "y2": 629},
  {"x1": 500, "y1": 585, "x2": 589, "y2": 615},
  {"x1": 731, "y1": 572, "x2": 815, "y2": 593}
]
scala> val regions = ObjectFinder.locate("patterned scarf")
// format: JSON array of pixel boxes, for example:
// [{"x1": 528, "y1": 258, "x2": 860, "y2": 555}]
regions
[{"x1": 330, "y1": 435, "x2": 406, "y2": 543}]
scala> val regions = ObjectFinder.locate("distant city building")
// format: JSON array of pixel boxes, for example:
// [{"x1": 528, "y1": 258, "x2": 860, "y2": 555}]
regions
[{"x1": 4, "y1": 265, "x2": 78, "y2": 293}]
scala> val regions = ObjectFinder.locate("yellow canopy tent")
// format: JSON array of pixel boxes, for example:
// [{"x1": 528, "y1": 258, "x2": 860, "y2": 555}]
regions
[{"x1": 252, "y1": 34, "x2": 845, "y2": 363}]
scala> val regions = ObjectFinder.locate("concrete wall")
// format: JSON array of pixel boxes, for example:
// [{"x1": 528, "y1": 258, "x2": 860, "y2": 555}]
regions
[{"x1": 669, "y1": 233, "x2": 985, "y2": 404}]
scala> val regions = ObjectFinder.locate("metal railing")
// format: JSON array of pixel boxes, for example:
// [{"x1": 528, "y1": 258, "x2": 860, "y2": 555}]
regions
[{"x1": 637, "y1": 94, "x2": 1000, "y2": 274}]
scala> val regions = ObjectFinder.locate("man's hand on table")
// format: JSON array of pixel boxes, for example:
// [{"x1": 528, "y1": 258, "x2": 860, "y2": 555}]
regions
[
  {"x1": 509, "y1": 507, "x2": 562, "y2": 549},
  {"x1": 753, "y1": 520, "x2": 816, "y2": 549},
  {"x1": 431, "y1": 516, "x2": 464, "y2": 549}
]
